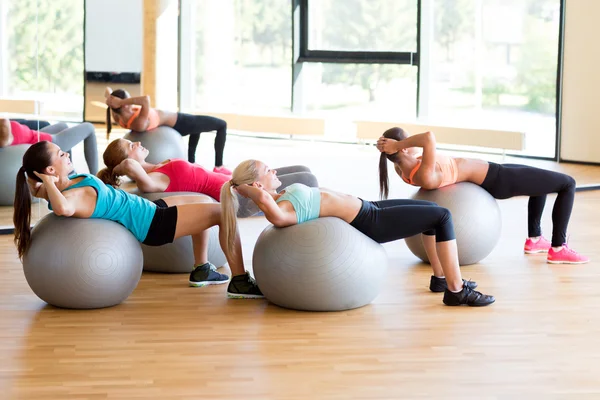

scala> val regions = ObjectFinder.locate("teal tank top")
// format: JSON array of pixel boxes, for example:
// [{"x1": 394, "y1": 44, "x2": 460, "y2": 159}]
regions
[
  {"x1": 48, "y1": 174, "x2": 157, "y2": 242},
  {"x1": 275, "y1": 183, "x2": 321, "y2": 224}
]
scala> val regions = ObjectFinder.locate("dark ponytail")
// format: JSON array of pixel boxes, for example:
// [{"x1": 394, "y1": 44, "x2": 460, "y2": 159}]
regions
[
  {"x1": 379, "y1": 152, "x2": 390, "y2": 200},
  {"x1": 106, "y1": 107, "x2": 112, "y2": 140},
  {"x1": 378, "y1": 127, "x2": 409, "y2": 200},
  {"x1": 14, "y1": 166, "x2": 32, "y2": 260},
  {"x1": 13, "y1": 142, "x2": 53, "y2": 260},
  {"x1": 105, "y1": 89, "x2": 130, "y2": 140}
]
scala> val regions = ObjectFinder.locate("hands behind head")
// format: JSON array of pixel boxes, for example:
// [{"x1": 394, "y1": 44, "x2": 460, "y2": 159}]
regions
[
  {"x1": 32, "y1": 171, "x2": 58, "y2": 185},
  {"x1": 105, "y1": 95, "x2": 123, "y2": 109},
  {"x1": 234, "y1": 182, "x2": 262, "y2": 198},
  {"x1": 376, "y1": 137, "x2": 401, "y2": 154},
  {"x1": 114, "y1": 158, "x2": 137, "y2": 176}
]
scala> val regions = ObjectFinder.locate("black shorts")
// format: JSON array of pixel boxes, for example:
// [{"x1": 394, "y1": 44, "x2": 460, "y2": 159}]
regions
[{"x1": 142, "y1": 199, "x2": 177, "y2": 246}]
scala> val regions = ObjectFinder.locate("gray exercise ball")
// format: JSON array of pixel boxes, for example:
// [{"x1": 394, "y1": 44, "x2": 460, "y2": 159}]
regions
[
  {"x1": 0, "y1": 144, "x2": 39, "y2": 206},
  {"x1": 252, "y1": 217, "x2": 388, "y2": 311},
  {"x1": 23, "y1": 214, "x2": 143, "y2": 309},
  {"x1": 404, "y1": 182, "x2": 502, "y2": 266},
  {"x1": 136, "y1": 191, "x2": 227, "y2": 273},
  {"x1": 123, "y1": 126, "x2": 185, "y2": 164}
]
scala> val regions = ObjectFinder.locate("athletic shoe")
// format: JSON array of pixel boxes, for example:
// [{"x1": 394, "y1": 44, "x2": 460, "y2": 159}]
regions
[
  {"x1": 524, "y1": 236, "x2": 552, "y2": 254},
  {"x1": 547, "y1": 244, "x2": 590, "y2": 264},
  {"x1": 429, "y1": 276, "x2": 478, "y2": 292},
  {"x1": 227, "y1": 272, "x2": 264, "y2": 299},
  {"x1": 443, "y1": 285, "x2": 495, "y2": 307},
  {"x1": 189, "y1": 262, "x2": 229, "y2": 287}
]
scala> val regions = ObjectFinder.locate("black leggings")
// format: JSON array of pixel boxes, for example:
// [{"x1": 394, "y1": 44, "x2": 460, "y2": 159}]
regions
[
  {"x1": 350, "y1": 199, "x2": 456, "y2": 244},
  {"x1": 481, "y1": 163, "x2": 576, "y2": 247},
  {"x1": 172, "y1": 113, "x2": 227, "y2": 165}
]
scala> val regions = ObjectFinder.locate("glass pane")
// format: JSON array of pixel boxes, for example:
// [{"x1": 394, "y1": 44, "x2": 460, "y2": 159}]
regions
[
  {"x1": 7, "y1": 0, "x2": 84, "y2": 121},
  {"x1": 308, "y1": 0, "x2": 418, "y2": 52},
  {"x1": 421, "y1": 0, "x2": 560, "y2": 157},
  {"x1": 1, "y1": 0, "x2": 43, "y2": 228},
  {"x1": 299, "y1": 63, "x2": 417, "y2": 141},
  {"x1": 180, "y1": 0, "x2": 291, "y2": 114}
]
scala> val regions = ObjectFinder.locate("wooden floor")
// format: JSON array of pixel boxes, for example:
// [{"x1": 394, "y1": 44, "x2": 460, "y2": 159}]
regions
[{"x1": 1, "y1": 131, "x2": 600, "y2": 398}]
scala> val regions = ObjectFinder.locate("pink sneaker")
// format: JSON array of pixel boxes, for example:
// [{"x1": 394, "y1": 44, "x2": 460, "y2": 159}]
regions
[
  {"x1": 547, "y1": 244, "x2": 590, "y2": 264},
  {"x1": 524, "y1": 236, "x2": 551, "y2": 254},
  {"x1": 213, "y1": 166, "x2": 232, "y2": 176}
]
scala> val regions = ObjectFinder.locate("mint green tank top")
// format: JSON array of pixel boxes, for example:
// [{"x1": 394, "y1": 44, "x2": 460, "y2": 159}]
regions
[{"x1": 275, "y1": 183, "x2": 321, "y2": 224}]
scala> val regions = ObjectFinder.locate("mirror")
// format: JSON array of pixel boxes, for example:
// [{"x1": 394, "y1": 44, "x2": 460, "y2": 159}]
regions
[{"x1": 0, "y1": 0, "x2": 85, "y2": 231}]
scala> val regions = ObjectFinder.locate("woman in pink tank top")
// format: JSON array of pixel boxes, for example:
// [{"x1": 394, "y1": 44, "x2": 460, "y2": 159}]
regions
[
  {"x1": 105, "y1": 87, "x2": 230, "y2": 172},
  {"x1": 97, "y1": 138, "x2": 318, "y2": 217}
]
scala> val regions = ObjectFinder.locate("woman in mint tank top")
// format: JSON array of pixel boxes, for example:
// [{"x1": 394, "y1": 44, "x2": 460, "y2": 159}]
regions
[
  {"x1": 219, "y1": 159, "x2": 495, "y2": 308},
  {"x1": 13, "y1": 141, "x2": 263, "y2": 299}
]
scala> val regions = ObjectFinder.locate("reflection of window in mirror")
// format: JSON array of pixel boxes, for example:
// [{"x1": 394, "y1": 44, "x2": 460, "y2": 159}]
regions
[{"x1": 0, "y1": 0, "x2": 84, "y2": 231}]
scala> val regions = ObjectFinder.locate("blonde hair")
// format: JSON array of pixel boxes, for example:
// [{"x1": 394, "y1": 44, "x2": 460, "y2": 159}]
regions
[
  {"x1": 219, "y1": 160, "x2": 261, "y2": 258},
  {"x1": 96, "y1": 139, "x2": 129, "y2": 187}
]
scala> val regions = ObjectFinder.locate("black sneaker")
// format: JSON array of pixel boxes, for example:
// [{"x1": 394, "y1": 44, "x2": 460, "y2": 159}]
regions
[
  {"x1": 443, "y1": 285, "x2": 495, "y2": 307},
  {"x1": 189, "y1": 262, "x2": 229, "y2": 287},
  {"x1": 227, "y1": 272, "x2": 264, "y2": 299},
  {"x1": 429, "y1": 276, "x2": 478, "y2": 292}
]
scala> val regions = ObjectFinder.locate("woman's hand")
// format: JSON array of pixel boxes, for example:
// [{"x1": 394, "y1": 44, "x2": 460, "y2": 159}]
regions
[
  {"x1": 106, "y1": 95, "x2": 123, "y2": 109},
  {"x1": 33, "y1": 171, "x2": 58, "y2": 186},
  {"x1": 234, "y1": 182, "x2": 262, "y2": 198},
  {"x1": 114, "y1": 158, "x2": 137, "y2": 176},
  {"x1": 376, "y1": 137, "x2": 402, "y2": 154}
]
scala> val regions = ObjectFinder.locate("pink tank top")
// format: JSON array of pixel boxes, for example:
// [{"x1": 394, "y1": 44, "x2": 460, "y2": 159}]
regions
[
  {"x1": 10, "y1": 121, "x2": 52, "y2": 145},
  {"x1": 151, "y1": 159, "x2": 229, "y2": 201}
]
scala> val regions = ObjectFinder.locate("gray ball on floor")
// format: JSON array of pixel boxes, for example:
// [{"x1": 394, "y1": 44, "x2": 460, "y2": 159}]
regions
[
  {"x1": 252, "y1": 217, "x2": 388, "y2": 311},
  {"x1": 404, "y1": 182, "x2": 502, "y2": 266},
  {"x1": 0, "y1": 144, "x2": 39, "y2": 206},
  {"x1": 123, "y1": 126, "x2": 185, "y2": 163},
  {"x1": 137, "y1": 191, "x2": 227, "y2": 273},
  {"x1": 23, "y1": 214, "x2": 143, "y2": 309}
]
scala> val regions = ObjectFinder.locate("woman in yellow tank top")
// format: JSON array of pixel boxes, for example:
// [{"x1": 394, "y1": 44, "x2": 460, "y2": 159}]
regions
[
  {"x1": 105, "y1": 88, "x2": 230, "y2": 173},
  {"x1": 376, "y1": 127, "x2": 588, "y2": 265}
]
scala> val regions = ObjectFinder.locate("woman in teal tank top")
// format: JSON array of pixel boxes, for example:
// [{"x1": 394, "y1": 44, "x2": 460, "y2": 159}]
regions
[
  {"x1": 219, "y1": 159, "x2": 495, "y2": 307},
  {"x1": 13, "y1": 141, "x2": 262, "y2": 299}
]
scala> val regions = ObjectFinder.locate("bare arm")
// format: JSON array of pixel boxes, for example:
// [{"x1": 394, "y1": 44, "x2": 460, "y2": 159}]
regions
[
  {"x1": 0, "y1": 118, "x2": 13, "y2": 147},
  {"x1": 406, "y1": 132, "x2": 437, "y2": 179},
  {"x1": 236, "y1": 185, "x2": 297, "y2": 227},
  {"x1": 27, "y1": 177, "x2": 49, "y2": 201},
  {"x1": 106, "y1": 95, "x2": 151, "y2": 131},
  {"x1": 388, "y1": 131, "x2": 437, "y2": 185},
  {"x1": 34, "y1": 173, "x2": 77, "y2": 217},
  {"x1": 122, "y1": 96, "x2": 151, "y2": 131},
  {"x1": 115, "y1": 159, "x2": 163, "y2": 192}
]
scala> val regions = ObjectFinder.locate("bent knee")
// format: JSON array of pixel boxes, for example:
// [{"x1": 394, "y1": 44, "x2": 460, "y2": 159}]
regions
[{"x1": 436, "y1": 207, "x2": 453, "y2": 224}]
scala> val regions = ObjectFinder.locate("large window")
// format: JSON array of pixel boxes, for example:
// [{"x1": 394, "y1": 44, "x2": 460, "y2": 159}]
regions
[
  {"x1": 179, "y1": 0, "x2": 562, "y2": 158},
  {"x1": 421, "y1": 0, "x2": 560, "y2": 157},
  {"x1": 307, "y1": 0, "x2": 417, "y2": 52},
  {"x1": 300, "y1": 63, "x2": 417, "y2": 120},
  {"x1": 2, "y1": 0, "x2": 84, "y2": 120},
  {"x1": 179, "y1": 0, "x2": 292, "y2": 114}
]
